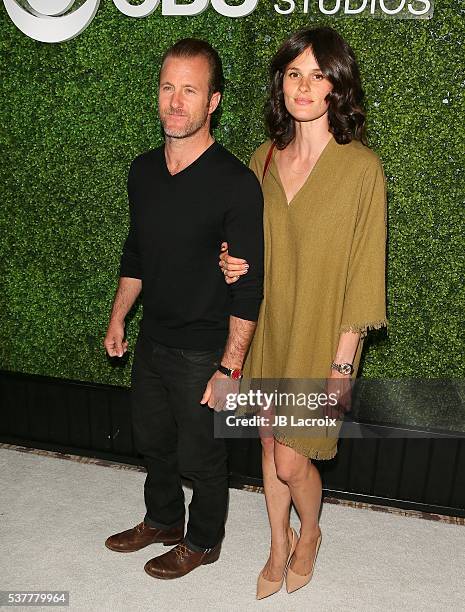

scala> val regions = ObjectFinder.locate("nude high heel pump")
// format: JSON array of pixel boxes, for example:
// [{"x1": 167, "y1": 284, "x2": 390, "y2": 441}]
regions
[
  {"x1": 286, "y1": 530, "x2": 322, "y2": 594},
  {"x1": 256, "y1": 527, "x2": 298, "y2": 600}
]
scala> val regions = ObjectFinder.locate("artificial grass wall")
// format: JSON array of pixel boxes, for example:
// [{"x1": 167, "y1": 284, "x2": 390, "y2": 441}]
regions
[{"x1": 1, "y1": 1, "x2": 463, "y2": 389}]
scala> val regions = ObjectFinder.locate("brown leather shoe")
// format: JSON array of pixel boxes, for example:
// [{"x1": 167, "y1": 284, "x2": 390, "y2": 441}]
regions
[
  {"x1": 105, "y1": 521, "x2": 184, "y2": 553},
  {"x1": 144, "y1": 542, "x2": 221, "y2": 579}
]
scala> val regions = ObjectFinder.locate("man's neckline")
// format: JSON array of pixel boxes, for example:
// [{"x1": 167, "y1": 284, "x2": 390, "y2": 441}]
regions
[{"x1": 162, "y1": 140, "x2": 219, "y2": 178}]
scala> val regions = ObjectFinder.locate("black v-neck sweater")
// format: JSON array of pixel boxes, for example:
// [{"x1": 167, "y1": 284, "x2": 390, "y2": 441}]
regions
[{"x1": 119, "y1": 141, "x2": 264, "y2": 349}]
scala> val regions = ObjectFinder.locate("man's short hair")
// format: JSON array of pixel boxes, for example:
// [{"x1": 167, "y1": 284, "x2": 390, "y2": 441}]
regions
[{"x1": 160, "y1": 38, "x2": 225, "y2": 99}]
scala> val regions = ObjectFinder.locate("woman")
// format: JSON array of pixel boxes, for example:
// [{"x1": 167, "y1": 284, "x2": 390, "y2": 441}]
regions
[{"x1": 220, "y1": 26, "x2": 387, "y2": 599}]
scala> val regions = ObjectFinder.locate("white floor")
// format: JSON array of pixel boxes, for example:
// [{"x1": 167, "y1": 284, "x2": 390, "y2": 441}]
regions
[{"x1": 1, "y1": 447, "x2": 464, "y2": 612}]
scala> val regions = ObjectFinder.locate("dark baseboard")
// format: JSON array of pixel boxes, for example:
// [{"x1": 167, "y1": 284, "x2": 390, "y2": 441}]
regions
[{"x1": 1, "y1": 369, "x2": 464, "y2": 518}]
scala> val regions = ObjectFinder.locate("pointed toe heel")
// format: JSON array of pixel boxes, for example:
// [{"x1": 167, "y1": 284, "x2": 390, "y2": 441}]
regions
[
  {"x1": 256, "y1": 571, "x2": 284, "y2": 601},
  {"x1": 286, "y1": 532, "x2": 322, "y2": 594},
  {"x1": 256, "y1": 527, "x2": 298, "y2": 600}
]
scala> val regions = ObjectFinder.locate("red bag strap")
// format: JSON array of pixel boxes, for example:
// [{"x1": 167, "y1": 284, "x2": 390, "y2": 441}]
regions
[{"x1": 262, "y1": 142, "x2": 275, "y2": 185}]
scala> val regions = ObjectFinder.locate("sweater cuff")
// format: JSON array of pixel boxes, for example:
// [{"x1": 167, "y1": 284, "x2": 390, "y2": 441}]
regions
[
  {"x1": 230, "y1": 298, "x2": 262, "y2": 322},
  {"x1": 119, "y1": 258, "x2": 142, "y2": 280}
]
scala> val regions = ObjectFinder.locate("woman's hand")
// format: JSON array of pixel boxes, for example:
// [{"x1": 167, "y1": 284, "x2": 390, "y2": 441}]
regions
[
  {"x1": 325, "y1": 370, "x2": 352, "y2": 419},
  {"x1": 219, "y1": 241, "x2": 249, "y2": 285}
]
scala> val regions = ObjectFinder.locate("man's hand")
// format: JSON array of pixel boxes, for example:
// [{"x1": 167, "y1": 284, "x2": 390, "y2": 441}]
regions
[
  {"x1": 200, "y1": 369, "x2": 240, "y2": 412},
  {"x1": 219, "y1": 241, "x2": 249, "y2": 285},
  {"x1": 325, "y1": 370, "x2": 352, "y2": 419},
  {"x1": 104, "y1": 321, "x2": 128, "y2": 357}
]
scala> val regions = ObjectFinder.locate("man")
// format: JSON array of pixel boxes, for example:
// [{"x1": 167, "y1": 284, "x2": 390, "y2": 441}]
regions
[{"x1": 103, "y1": 38, "x2": 263, "y2": 580}]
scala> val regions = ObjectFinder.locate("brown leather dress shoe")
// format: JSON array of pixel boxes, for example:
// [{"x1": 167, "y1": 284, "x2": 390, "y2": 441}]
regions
[
  {"x1": 105, "y1": 521, "x2": 184, "y2": 553},
  {"x1": 144, "y1": 542, "x2": 221, "y2": 579}
]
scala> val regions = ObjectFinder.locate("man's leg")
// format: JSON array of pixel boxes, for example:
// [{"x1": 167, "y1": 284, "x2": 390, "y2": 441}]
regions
[
  {"x1": 144, "y1": 345, "x2": 228, "y2": 578},
  {"x1": 167, "y1": 347, "x2": 229, "y2": 550},
  {"x1": 105, "y1": 334, "x2": 185, "y2": 552},
  {"x1": 131, "y1": 334, "x2": 185, "y2": 530}
]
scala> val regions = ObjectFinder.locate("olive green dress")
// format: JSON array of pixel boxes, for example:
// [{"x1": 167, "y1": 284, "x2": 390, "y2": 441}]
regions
[{"x1": 242, "y1": 135, "x2": 388, "y2": 460}]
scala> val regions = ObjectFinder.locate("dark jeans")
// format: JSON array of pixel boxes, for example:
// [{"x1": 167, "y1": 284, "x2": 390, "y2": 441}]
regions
[{"x1": 130, "y1": 333, "x2": 228, "y2": 551}]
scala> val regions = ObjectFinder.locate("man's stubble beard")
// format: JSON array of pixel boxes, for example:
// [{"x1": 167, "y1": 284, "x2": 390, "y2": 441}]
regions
[{"x1": 160, "y1": 107, "x2": 210, "y2": 139}]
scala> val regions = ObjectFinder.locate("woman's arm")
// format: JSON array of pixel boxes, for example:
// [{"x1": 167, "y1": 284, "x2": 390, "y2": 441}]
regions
[
  {"x1": 326, "y1": 330, "x2": 360, "y2": 416},
  {"x1": 332, "y1": 330, "x2": 361, "y2": 374},
  {"x1": 339, "y1": 156, "x2": 388, "y2": 337}
]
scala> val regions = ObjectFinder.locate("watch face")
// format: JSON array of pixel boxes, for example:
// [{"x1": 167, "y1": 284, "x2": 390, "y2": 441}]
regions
[
  {"x1": 340, "y1": 364, "x2": 352, "y2": 375},
  {"x1": 230, "y1": 369, "x2": 242, "y2": 380}
]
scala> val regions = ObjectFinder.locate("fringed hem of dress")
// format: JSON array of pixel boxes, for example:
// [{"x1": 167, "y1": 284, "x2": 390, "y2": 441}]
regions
[
  {"x1": 340, "y1": 318, "x2": 388, "y2": 339},
  {"x1": 274, "y1": 434, "x2": 338, "y2": 461}
]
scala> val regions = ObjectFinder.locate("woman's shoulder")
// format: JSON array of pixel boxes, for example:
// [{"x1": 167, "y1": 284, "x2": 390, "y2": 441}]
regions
[
  {"x1": 339, "y1": 139, "x2": 384, "y2": 172},
  {"x1": 250, "y1": 140, "x2": 274, "y2": 164},
  {"x1": 249, "y1": 140, "x2": 274, "y2": 179}
]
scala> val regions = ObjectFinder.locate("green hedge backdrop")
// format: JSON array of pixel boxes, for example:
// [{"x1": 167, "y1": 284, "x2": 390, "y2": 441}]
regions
[{"x1": 1, "y1": 1, "x2": 463, "y2": 391}]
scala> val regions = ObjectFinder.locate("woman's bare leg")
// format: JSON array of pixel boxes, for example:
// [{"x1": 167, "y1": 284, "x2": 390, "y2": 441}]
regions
[
  {"x1": 260, "y1": 436, "x2": 293, "y2": 580},
  {"x1": 274, "y1": 440, "x2": 322, "y2": 574}
]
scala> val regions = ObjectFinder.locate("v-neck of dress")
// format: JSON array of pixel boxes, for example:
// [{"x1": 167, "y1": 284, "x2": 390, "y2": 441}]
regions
[{"x1": 271, "y1": 135, "x2": 335, "y2": 207}]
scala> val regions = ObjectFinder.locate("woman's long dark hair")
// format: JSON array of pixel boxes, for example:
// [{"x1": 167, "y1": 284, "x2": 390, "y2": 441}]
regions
[{"x1": 266, "y1": 27, "x2": 367, "y2": 148}]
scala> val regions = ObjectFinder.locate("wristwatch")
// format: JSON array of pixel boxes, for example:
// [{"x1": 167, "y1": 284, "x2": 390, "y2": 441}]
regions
[
  {"x1": 331, "y1": 362, "x2": 354, "y2": 375},
  {"x1": 217, "y1": 364, "x2": 243, "y2": 380}
]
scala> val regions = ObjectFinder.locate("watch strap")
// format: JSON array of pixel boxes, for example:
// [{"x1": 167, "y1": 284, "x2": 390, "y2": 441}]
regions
[
  {"x1": 331, "y1": 362, "x2": 354, "y2": 375},
  {"x1": 217, "y1": 364, "x2": 243, "y2": 380}
]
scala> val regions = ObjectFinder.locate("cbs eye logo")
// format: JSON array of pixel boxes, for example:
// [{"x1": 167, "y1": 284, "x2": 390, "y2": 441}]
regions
[
  {"x1": 2, "y1": 0, "x2": 259, "y2": 43},
  {"x1": 2, "y1": 0, "x2": 102, "y2": 42}
]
